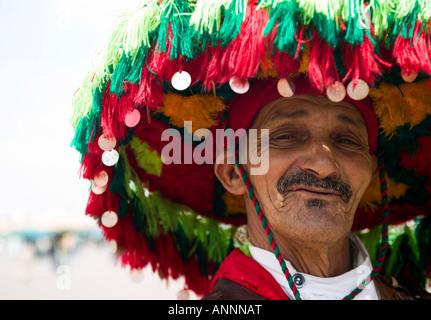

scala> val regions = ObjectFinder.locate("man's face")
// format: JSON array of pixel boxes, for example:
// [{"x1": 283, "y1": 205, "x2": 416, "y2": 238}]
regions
[{"x1": 246, "y1": 95, "x2": 377, "y2": 244}]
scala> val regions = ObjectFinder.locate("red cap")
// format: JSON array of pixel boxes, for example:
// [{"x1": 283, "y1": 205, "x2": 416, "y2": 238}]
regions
[{"x1": 226, "y1": 78, "x2": 378, "y2": 153}]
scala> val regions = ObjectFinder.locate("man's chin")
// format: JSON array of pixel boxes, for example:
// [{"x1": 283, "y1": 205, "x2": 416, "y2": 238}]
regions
[
  {"x1": 282, "y1": 191, "x2": 345, "y2": 208},
  {"x1": 288, "y1": 205, "x2": 353, "y2": 242},
  {"x1": 266, "y1": 195, "x2": 356, "y2": 244},
  {"x1": 306, "y1": 198, "x2": 330, "y2": 209}
]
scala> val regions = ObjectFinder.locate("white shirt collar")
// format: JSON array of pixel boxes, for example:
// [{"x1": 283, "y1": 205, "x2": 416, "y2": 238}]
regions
[{"x1": 249, "y1": 232, "x2": 379, "y2": 300}]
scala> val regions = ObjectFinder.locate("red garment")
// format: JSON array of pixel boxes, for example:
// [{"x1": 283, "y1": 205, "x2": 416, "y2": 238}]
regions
[
  {"x1": 206, "y1": 248, "x2": 430, "y2": 300},
  {"x1": 210, "y1": 248, "x2": 289, "y2": 300}
]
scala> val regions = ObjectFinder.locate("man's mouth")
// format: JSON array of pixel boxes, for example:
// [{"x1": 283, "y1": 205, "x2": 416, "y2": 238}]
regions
[
  {"x1": 289, "y1": 185, "x2": 343, "y2": 198},
  {"x1": 277, "y1": 171, "x2": 352, "y2": 204}
]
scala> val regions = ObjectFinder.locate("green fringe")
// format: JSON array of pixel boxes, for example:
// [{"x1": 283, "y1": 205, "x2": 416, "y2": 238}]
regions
[
  {"x1": 371, "y1": 0, "x2": 396, "y2": 38},
  {"x1": 130, "y1": 196, "x2": 146, "y2": 234},
  {"x1": 385, "y1": 224, "x2": 426, "y2": 288},
  {"x1": 196, "y1": 242, "x2": 209, "y2": 276},
  {"x1": 129, "y1": 137, "x2": 163, "y2": 177},
  {"x1": 110, "y1": 50, "x2": 133, "y2": 96},
  {"x1": 344, "y1": 0, "x2": 365, "y2": 45},
  {"x1": 109, "y1": 155, "x2": 127, "y2": 195},
  {"x1": 70, "y1": 116, "x2": 90, "y2": 158},
  {"x1": 174, "y1": 223, "x2": 190, "y2": 262},
  {"x1": 106, "y1": 2, "x2": 160, "y2": 68},
  {"x1": 357, "y1": 224, "x2": 382, "y2": 264},
  {"x1": 70, "y1": 111, "x2": 101, "y2": 160},
  {"x1": 394, "y1": 1, "x2": 421, "y2": 41},
  {"x1": 298, "y1": 0, "x2": 342, "y2": 22},
  {"x1": 359, "y1": 219, "x2": 430, "y2": 288},
  {"x1": 70, "y1": 70, "x2": 98, "y2": 129},
  {"x1": 190, "y1": 0, "x2": 228, "y2": 46},
  {"x1": 92, "y1": 85, "x2": 104, "y2": 116},
  {"x1": 125, "y1": 45, "x2": 149, "y2": 85},
  {"x1": 118, "y1": 197, "x2": 129, "y2": 219},
  {"x1": 416, "y1": 215, "x2": 431, "y2": 275},
  {"x1": 219, "y1": 0, "x2": 247, "y2": 46},
  {"x1": 264, "y1": 1, "x2": 302, "y2": 55},
  {"x1": 157, "y1": 0, "x2": 199, "y2": 60},
  {"x1": 312, "y1": 13, "x2": 340, "y2": 47}
]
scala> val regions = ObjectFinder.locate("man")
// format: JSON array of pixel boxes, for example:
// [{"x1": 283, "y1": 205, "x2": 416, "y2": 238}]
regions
[
  {"x1": 204, "y1": 80, "x2": 428, "y2": 300},
  {"x1": 71, "y1": 0, "x2": 431, "y2": 300}
]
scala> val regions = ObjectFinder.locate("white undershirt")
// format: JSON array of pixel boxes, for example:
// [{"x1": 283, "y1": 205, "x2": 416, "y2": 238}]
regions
[{"x1": 249, "y1": 232, "x2": 379, "y2": 300}]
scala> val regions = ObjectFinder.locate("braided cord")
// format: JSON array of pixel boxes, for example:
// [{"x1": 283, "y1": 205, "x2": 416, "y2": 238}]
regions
[
  {"x1": 342, "y1": 151, "x2": 390, "y2": 300},
  {"x1": 235, "y1": 156, "x2": 301, "y2": 300}
]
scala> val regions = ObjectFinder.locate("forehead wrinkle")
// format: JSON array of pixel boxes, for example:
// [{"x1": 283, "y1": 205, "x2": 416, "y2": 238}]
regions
[
  {"x1": 250, "y1": 95, "x2": 365, "y2": 130},
  {"x1": 336, "y1": 113, "x2": 367, "y2": 130},
  {"x1": 267, "y1": 109, "x2": 309, "y2": 123}
]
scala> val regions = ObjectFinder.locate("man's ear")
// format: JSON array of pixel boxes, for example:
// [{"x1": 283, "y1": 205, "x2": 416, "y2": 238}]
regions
[{"x1": 214, "y1": 153, "x2": 247, "y2": 196}]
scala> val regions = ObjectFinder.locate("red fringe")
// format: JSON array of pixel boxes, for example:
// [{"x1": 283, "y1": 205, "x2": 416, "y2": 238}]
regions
[
  {"x1": 147, "y1": 24, "x2": 188, "y2": 89},
  {"x1": 201, "y1": 46, "x2": 227, "y2": 90},
  {"x1": 85, "y1": 190, "x2": 116, "y2": 217},
  {"x1": 153, "y1": 234, "x2": 183, "y2": 281},
  {"x1": 202, "y1": 3, "x2": 268, "y2": 88},
  {"x1": 87, "y1": 131, "x2": 104, "y2": 156},
  {"x1": 134, "y1": 51, "x2": 164, "y2": 110},
  {"x1": 393, "y1": 22, "x2": 431, "y2": 75},
  {"x1": 273, "y1": 49, "x2": 301, "y2": 78},
  {"x1": 342, "y1": 34, "x2": 382, "y2": 85},
  {"x1": 149, "y1": 50, "x2": 178, "y2": 82},
  {"x1": 121, "y1": 213, "x2": 153, "y2": 270},
  {"x1": 427, "y1": 22, "x2": 431, "y2": 60},
  {"x1": 100, "y1": 83, "x2": 133, "y2": 140},
  {"x1": 308, "y1": 28, "x2": 338, "y2": 91},
  {"x1": 270, "y1": 22, "x2": 304, "y2": 78},
  {"x1": 79, "y1": 153, "x2": 102, "y2": 180},
  {"x1": 85, "y1": 191, "x2": 105, "y2": 218},
  {"x1": 183, "y1": 257, "x2": 211, "y2": 297},
  {"x1": 85, "y1": 190, "x2": 125, "y2": 244}
]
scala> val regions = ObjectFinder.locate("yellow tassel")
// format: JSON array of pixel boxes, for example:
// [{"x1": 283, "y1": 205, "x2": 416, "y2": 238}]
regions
[
  {"x1": 297, "y1": 42, "x2": 310, "y2": 75},
  {"x1": 257, "y1": 50, "x2": 278, "y2": 79},
  {"x1": 369, "y1": 80, "x2": 431, "y2": 138},
  {"x1": 159, "y1": 93, "x2": 228, "y2": 134},
  {"x1": 359, "y1": 174, "x2": 409, "y2": 210}
]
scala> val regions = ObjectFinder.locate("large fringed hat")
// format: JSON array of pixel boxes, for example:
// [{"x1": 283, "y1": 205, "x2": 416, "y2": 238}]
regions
[{"x1": 71, "y1": 0, "x2": 431, "y2": 297}]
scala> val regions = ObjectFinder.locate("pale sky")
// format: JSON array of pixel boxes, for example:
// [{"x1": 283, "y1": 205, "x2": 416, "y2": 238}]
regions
[{"x1": 0, "y1": 0, "x2": 142, "y2": 231}]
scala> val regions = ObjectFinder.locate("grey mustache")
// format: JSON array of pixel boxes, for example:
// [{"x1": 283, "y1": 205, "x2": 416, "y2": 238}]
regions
[{"x1": 276, "y1": 171, "x2": 352, "y2": 203}]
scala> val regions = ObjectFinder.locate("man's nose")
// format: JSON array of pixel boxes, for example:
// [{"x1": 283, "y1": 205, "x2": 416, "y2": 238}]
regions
[{"x1": 298, "y1": 141, "x2": 339, "y2": 179}]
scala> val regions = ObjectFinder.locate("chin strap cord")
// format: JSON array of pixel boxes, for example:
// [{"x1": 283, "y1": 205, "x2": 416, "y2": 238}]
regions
[
  {"x1": 236, "y1": 155, "x2": 302, "y2": 300},
  {"x1": 342, "y1": 150, "x2": 390, "y2": 300}
]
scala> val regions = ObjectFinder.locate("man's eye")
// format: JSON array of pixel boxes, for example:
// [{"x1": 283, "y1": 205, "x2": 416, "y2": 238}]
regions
[
  {"x1": 338, "y1": 139, "x2": 355, "y2": 144},
  {"x1": 337, "y1": 137, "x2": 361, "y2": 146},
  {"x1": 275, "y1": 135, "x2": 294, "y2": 140},
  {"x1": 270, "y1": 133, "x2": 298, "y2": 148}
]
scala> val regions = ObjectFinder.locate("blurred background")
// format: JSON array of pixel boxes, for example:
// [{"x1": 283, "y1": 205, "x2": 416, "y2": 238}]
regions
[{"x1": 0, "y1": 0, "x2": 196, "y2": 300}]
